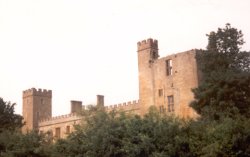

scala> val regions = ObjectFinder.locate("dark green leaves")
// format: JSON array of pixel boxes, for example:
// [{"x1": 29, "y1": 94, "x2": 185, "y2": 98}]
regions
[
  {"x1": 192, "y1": 24, "x2": 250, "y2": 120},
  {"x1": 0, "y1": 98, "x2": 23, "y2": 132}
]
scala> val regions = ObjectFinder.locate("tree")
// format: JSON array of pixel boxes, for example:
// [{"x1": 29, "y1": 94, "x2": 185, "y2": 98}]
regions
[
  {"x1": 191, "y1": 24, "x2": 250, "y2": 120},
  {"x1": 0, "y1": 131, "x2": 52, "y2": 157},
  {"x1": 0, "y1": 98, "x2": 23, "y2": 132},
  {"x1": 0, "y1": 98, "x2": 52, "y2": 157},
  {"x1": 198, "y1": 23, "x2": 250, "y2": 78},
  {"x1": 52, "y1": 106, "x2": 192, "y2": 157}
]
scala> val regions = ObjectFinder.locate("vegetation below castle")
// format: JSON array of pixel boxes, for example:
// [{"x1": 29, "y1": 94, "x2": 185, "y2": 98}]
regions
[{"x1": 0, "y1": 24, "x2": 250, "y2": 157}]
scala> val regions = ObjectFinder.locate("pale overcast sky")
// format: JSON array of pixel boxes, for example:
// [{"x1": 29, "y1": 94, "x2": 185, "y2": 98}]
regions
[{"x1": 1, "y1": 0, "x2": 250, "y2": 116}]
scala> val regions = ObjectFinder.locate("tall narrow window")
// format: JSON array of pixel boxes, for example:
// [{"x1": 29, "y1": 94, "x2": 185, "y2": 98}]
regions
[
  {"x1": 166, "y1": 59, "x2": 173, "y2": 76},
  {"x1": 55, "y1": 127, "x2": 61, "y2": 139},
  {"x1": 167, "y1": 95, "x2": 174, "y2": 112},
  {"x1": 66, "y1": 126, "x2": 70, "y2": 134}
]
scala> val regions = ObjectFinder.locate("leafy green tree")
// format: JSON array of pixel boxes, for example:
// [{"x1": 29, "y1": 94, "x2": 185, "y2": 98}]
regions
[
  {"x1": 0, "y1": 98, "x2": 52, "y2": 157},
  {"x1": 198, "y1": 23, "x2": 250, "y2": 78},
  {"x1": 187, "y1": 117, "x2": 250, "y2": 157},
  {"x1": 52, "y1": 106, "x2": 193, "y2": 157},
  {"x1": 0, "y1": 98, "x2": 23, "y2": 132},
  {"x1": 0, "y1": 130, "x2": 52, "y2": 157},
  {"x1": 52, "y1": 106, "x2": 250, "y2": 157},
  {"x1": 191, "y1": 24, "x2": 250, "y2": 120}
]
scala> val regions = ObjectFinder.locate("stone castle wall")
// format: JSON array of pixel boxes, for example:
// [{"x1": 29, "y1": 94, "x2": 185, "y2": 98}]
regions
[
  {"x1": 151, "y1": 50, "x2": 199, "y2": 118},
  {"x1": 137, "y1": 38, "x2": 199, "y2": 118},
  {"x1": 37, "y1": 100, "x2": 140, "y2": 139},
  {"x1": 22, "y1": 38, "x2": 200, "y2": 139},
  {"x1": 38, "y1": 113, "x2": 82, "y2": 139}
]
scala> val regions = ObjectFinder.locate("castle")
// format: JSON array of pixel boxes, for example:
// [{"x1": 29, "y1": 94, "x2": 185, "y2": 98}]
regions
[{"x1": 22, "y1": 38, "x2": 200, "y2": 138}]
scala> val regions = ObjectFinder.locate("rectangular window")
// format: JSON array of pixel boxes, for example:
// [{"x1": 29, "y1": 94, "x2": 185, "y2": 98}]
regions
[
  {"x1": 166, "y1": 59, "x2": 173, "y2": 76},
  {"x1": 66, "y1": 126, "x2": 70, "y2": 134},
  {"x1": 158, "y1": 89, "x2": 163, "y2": 97},
  {"x1": 36, "y1": 112, "x2": 40, "y2": 119},
  {"x1": 159, "y1": 105, "x2": 166, "y2": 113},
  {"x1": 167, "y1": 95, "x2": 174, "y2": 112},
  {"x1": 55, "y1": 127, "x2": 61, "y2": 139}
]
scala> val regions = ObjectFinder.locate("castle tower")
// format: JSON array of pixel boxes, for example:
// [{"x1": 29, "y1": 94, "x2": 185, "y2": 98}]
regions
[
  {"x1": 137, "y1": 38, "x2": 199, "y2": 118},
  {"x1": 22, "y1": 88, "x2": 52, "y2": 132},
  {"x1": 137, "y1": 38, "x2": 159, "y2": 115}
]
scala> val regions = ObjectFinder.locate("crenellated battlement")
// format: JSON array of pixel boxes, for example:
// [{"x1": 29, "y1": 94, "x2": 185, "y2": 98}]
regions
[
  {"x1": 105, "y1": 100, "x2": 140, "y2": 112},
  {"x1": 137, "y1": 38, "x2": 158, "y2": 51},
  {"x1": 39, "y1": 113, "x2": 79, "y2": 123},
  {"x1": 23, "y1": 88, "x2": 52, "y2": 98}
]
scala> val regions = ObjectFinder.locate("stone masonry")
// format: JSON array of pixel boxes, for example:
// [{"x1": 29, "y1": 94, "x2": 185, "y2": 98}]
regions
[
  {"x1": 22, "y1": 38, "x2": 200, "y2": 138},
  {"x1": 137, "y1": 39, "x2": 199, "y2": 117}
]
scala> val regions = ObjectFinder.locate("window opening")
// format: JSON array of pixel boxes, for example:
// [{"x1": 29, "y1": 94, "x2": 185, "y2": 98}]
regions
[
  {"x1": 166, "y1": 59, "x2": 173, "y2": 76},
  {"x1": 167, "y1": 95, "x2": 174, "y2": 112},
  {"x1": 158, "y1": 89, "x2": 163, "y2": 97},
  {"x1": 66, "y1": 126, "x2": 70, "y2": 134},
  {"x1": 55, "y1": 127, "x2": 61, "y2": 139}
]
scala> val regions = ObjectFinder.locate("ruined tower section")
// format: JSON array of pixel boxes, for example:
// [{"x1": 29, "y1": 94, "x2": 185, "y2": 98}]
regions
[
  {"x1": 137, "y1": 38, "x2": 159, "y2": 115},
  {"x1": 22, "y1": 88, "x2": 52, "y2": 132},
  {"x1": 137, "y1": 38, "x2": 199, "y2": 118}
]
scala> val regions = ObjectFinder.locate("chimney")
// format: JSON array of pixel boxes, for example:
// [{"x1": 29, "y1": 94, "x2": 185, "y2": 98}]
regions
[
  {"x1": 96, "y1": 95, "x2": 104, "y2": 106},
  {"x1": 70, "y1": 100, "x2": 82, "y2": 113}
]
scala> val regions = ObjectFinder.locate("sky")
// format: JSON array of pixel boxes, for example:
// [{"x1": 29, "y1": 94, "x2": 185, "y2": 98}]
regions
[{"x1": 1, "y1": 0, "x2": 250, "y2": 116}]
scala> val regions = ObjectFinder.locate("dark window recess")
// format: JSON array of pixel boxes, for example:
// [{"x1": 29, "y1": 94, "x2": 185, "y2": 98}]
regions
[
  {"x1": 55, "y1": 127, "x2": 61, "y2": 139},
  {"x1": 66, "y1": 126, "x2": 70, "y2": 134},
  {"x1": 37, "y1": 112, "x2": 39, "y2": 119},
  {"x1": 158, "y1": 89, "x2": 163, "y2": 97},
  {"x1": 167, "y1": 95, "x2": 174, "y2": 112},
  {"x1": 151, "y1": 50, "x2": 158, "y2": 59}
]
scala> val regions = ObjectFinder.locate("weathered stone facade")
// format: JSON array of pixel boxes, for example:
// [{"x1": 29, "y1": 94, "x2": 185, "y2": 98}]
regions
[
  {"x1": 137, "y1": 39, "x2": 199, "y2": 118},
  {"x1": 22, "y1": 88, "x2": 52, "y2": 132},
  {"x1": 22, "y1": 38, "x2": 199, "y2": 138}
]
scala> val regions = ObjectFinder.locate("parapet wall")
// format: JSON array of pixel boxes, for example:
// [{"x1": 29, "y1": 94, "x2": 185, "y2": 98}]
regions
[
  {"x1": 39, "y1": 113, "x2": 81, "y2": 127},
  {"x1": 23, "y1": 88, "x2": 52, "y2": 98},
  {"x1": 160, "y1": 49, "x2": 197, "y2": 59},
  {"x1": 105, "y1": 100, "x2": 140, "y2": 112},
  {"x1": 137, "y1": 38, "x2": 158, "y2": 51}
]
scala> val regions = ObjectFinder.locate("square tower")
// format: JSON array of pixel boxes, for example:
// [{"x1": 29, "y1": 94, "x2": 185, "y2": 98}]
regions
[
  {"x1": 22, "y1": 88, "x2": 52, "y2": 132},
  {"x1": 137, "y1": 38, "x2": 159, "y2": 115}
]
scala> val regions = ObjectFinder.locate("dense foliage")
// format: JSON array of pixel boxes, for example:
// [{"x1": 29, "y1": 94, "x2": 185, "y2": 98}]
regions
[
  {"x1": 191, "y1": 23, "x2": 250, "y2": 120},
  {"x1": 0, "y1": 98, "x2": 51, "y2": 157},
  {"x1": 51, "y1": 106, "x2": 250, "y2": 157},
  {"x1": 0, "y1": 130, "x2": 51, "y2": 157},
  {"x1": 52, "y1": 107, "x2": 190, "y2": 157},
  {"x1": 0, "y1": 98, "x2": 23, "y2": 132}
]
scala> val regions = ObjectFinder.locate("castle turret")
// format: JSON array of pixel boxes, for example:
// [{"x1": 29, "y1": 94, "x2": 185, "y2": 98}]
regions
[
  {"x1": 137, "y1": 38, "x2": 158, "y2": 115},
  {"x1": 22, "y1": 88, "x2": 52, "y2": 132}
]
